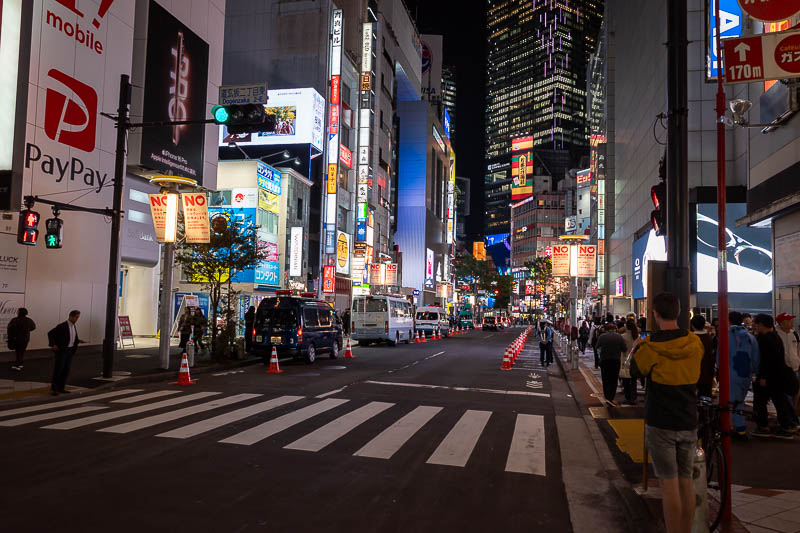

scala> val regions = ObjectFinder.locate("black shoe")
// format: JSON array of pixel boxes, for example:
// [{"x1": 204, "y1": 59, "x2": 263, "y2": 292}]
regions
[
  {"x1": 774, "y1": 428, "x2": 796, "y2": 440},
  {"x1": 11, "y1": 365, "x2": 22, "y2": 371},
  {"x1": 751, "y1": 426, "x2": 773, "y2": 438},
  {"x1": 51, "y1": 390, "x2": 59, "y2": 396},
  {"x1": 58, "y1": 389, "x2": 71, "y2": 394}
]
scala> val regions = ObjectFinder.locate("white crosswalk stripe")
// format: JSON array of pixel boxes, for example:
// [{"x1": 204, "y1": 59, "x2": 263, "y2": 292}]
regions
[
  {"x1": 505, "y1": 414, "x2": 546, "y2": 476},
  {"x1": 354, "y1": 405, "x2": 442, "y2": 459},
  {"x1": 98, "y1": 394, "x2": 262, "y2": 434},
  {"x1": 41, "y1": 392, "x2": 221, "y2": 430},
  {"x1": 156, "y1": 396, "x2": 304, "y2": 439},
  {"x1": 219, "y1": 398, "x2": 349, "y2": 446},
  {"x1": 426, "y1": 410, "x2": 492, "y2": 467},
  {"x1": 111, "y1": 391, "x2": 182, "y2": 404},
  {"x1": 0, "y1": 406, "x2": 108, "y2": 427},
  {"x1": 0, "y1": 389, "x2": 142, "y2": 419},
  {"x1": 285, "y1": 401, "x2": 394, "y2": 452}
]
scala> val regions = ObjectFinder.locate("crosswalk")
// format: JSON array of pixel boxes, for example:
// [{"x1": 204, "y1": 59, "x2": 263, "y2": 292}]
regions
[{"x1": 0, "y1": 389, "x2": 549, "y2": 476}]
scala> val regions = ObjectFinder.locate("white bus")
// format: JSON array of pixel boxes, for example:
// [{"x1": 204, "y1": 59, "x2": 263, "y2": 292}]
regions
[{"x1": 351, "y1": 295, "x2": 414, "y2": 346}]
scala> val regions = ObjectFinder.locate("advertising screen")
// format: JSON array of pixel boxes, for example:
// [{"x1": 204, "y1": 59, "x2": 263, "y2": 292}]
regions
[
  {"x1": 141, "y1": 0, "x2": 209, "y2": 183},
  {"x1": 219, "y1": 88, "x2": 325, "y2": 152},
  {"x1": 632, "y1": 229, "x2": 667, "y2": 300}
]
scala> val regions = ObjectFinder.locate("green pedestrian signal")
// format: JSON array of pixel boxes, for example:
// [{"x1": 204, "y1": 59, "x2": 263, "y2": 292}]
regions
[
  {"x1": 212, "y1": 105, "x2": 229, "y2": 123},
  {"x1": 44, "y1": 217, "x2": 63, "y2": 249}
]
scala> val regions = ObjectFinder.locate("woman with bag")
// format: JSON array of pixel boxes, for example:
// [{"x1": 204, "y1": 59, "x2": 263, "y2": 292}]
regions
[
  {"x1": 7, "y1": 307, "x2": 36, "y2": 372},
  {"x1": 620, "y1": 319, "x2": 640, "y2": 405}
]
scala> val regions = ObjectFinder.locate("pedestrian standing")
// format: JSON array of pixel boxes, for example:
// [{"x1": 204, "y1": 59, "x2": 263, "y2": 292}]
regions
[
  {"x1": 244, "y1": 306, "x2": 256, "y2": 354},
  {"x1": 691, "y1": 314, "x2": 716, "y2": 398},
  {"x1": 342, "y1": 308, "x2": 351, "y2": 336},
  {"x1": 596, "y1": 323, "x2": 627, "y2": 406},
  {"x1": 7, "y1": 308, "x2": 36, "y2": 371},
  {"x1": 742, "y1": 313, "x2": 753, "y2": 332},
  {"x1": 47, "y1": 310, "x2": 82, "y2": 395},
  {"x1": 589, "y1": 317, "x2": 602, "y2": 368},
  {"x1": 192, "y1": 309, "x2": 208, "y2": 352},
  {"x1": 178, "y1": 307, "x2": 193, "y2": 350},
  {"x1": 620, "y1": 319, "x2": 640, "y2": 404},
  {"x1": 630, "y1": 293, "x2": 704, "y2": 533},
  {"x1": 775, "y1": 312, "x2": 800, "y2": 422},
  {"x1": 751, "y1": 314, "x2": 798, "y2": 438},
  {"x1": 727, "y1": 311, "x2": 759, "y2": 439},
  {"x1": 538, "y1": 321, "x2": 554, "y2": 367},
  {"x1": 578, "y1": 320, "x2": 590, "y2": 354}
]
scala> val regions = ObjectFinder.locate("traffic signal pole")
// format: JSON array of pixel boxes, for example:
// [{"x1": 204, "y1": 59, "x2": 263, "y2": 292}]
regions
[
  {"x1": 665, "y1": 0, "x2": 691, "y2": 330},
  {"x1": 714, "y1": 3, "x2": 732, "y2": 525}
]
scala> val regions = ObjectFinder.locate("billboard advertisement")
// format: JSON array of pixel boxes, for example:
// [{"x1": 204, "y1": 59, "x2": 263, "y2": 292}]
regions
[
  {"x1": 290, "y1": 226, "x2": 303, "y2": 277},
  {"x1": 420, "y1": 34, "x2": 442, "y2": 99},
  {"x1": 0, "y1": 0, "x2": 22, "y2": 174},
  {"x1": 335, "y1": 231, "x2": 350, "y2": 275},
  {"x1": 425, "y1": 248, "x2": 434, "y2": 288},
  {"x1": 255, "y1": 230, "x2": 280, "y2": 287},
  {"x1": 632, "y1": 229, "x2": 667, "y2": 299},
  {"x1": 219, "y1": 88, "x2": 325, "y2": 152},
  {"x1": 511, "y1": 152, "x2": 533, "y2": 201},
  {"x1": 140, "y1": 0, "x2": 209, "y2": 183}
]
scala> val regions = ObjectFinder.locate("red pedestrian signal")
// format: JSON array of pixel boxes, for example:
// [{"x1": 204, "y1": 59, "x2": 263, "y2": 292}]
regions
[{"x1": 17, "y1": 209, "x2": 40, "y2": 245}]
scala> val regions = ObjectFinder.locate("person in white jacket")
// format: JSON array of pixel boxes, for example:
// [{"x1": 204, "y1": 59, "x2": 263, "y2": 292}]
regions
[{"x1": 776, "y1": 312, "x2": 800, "y2": 420}]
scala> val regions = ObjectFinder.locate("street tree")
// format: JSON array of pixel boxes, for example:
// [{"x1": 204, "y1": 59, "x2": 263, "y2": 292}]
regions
[{"x1": 175, "y1": 215, "x2": 268, "y2": 360}]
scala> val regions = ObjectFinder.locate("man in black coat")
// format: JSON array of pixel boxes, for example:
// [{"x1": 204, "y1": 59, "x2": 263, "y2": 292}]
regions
[
  {"x1": 752, "y1": 314, "x2": 797, "y2": 438},
  {"x1": 244, "y1": 306, "x2": 256, "y2": 353},
  {"x1": 47, "y1": 310, "x2": 81, "y2": 395}
]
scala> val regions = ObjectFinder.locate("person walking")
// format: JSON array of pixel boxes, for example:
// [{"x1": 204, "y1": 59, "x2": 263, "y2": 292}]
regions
[
  {"x1": 578, "y1": 320, "x2": 590, "y2": 354},
  {"x1": 244, "y1": 306, "x2": 256, "y2": 354},
  {"x1": 589, "y1": 317, "x2": 602, "y2": 368},
  {"x1": 47, "y1": 310, "x2": 82, "y2": 395},
  {"x1": 775, "y1": 312, "x2": 800, "y2": 423},
  {"x1": 7, "y1": 308, "x2": 36, "y2": 371},
  {"x1": 727, "y1": 311, "x2": 760, "y2": 439},
  {"x1": 620, "y1": 319, "x2": 640, "y2": 404},
  {"x1": 751, "y1": 314, "x2": 798, "y2": 438},
  {"x1": 691, "y1": 314, "x2": 716, "y2": 398},
  {"x1": 178, "y1": 307, "x2": 193, "y2": 351},
  {"x1": 192, "y1": 308, "x2": 208, "y2": 353},
  {"x1": 342, "y1": 308, "x2": 351, "y2": 337},
  {"x1": 596, "y1": 323, "x2": 627, "y2": 406},
  {"x1": 538, "y1": 321, "x2": 554, "y2": 367},
  {"x1": 630, "y1": 293, "x2": 704, "y2": 533}
]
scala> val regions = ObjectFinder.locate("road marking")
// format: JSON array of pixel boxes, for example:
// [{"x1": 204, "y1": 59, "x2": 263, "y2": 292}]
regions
[
  {"x1": 579, "y1": 367, "x2": 602, "y2": 396},
  {"x1": 284, "y1": 401, "x2": 394, "y2": 452},
  {"x1": 98, "y1": 394, "x2": 262, "y2": 434},
  {"x1": 212, "y1": 370, "x2": 245, "y2": 377},
  {"x1": 505, "y1": 414, "x2": 546, "y2": 476},
  {"x1": 316, "y1": 387, "x2": 346, "y2": 398},
  {"x1": 111, "y1": 390, "x2": 182, "y2": 403},
  {"x1": 42, "y1": 392, "x2": 221, "y2": 430},
  {"x1": 219, "y1": 398, "x2": 349, "y2": 446},
  {"x1": 425, "y1": 351, "x2": 445, "y2": 360},
  {"x1": 354, "y1": 405, "x2": 443, "y2": 459},
  {"x1": 363, "y1": 380, "x2": 550, "y2": 398},
  {"x1": 0, "y1": 406, "x2": 108, "y2": 427},
  {"x1": 0, "y1": 389, "x2": 142, "y2": 419},
  {"x1": 157, "y1": 396, "x2": 304, "y2": 439},
  {"x1": 427, "y1": 409, "x2": 492, "y2": 467}
]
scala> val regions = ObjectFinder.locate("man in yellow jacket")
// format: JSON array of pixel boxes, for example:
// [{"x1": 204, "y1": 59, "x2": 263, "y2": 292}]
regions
[{"x1": 631, "y1": 292, "x2": 704, "y2": 533}]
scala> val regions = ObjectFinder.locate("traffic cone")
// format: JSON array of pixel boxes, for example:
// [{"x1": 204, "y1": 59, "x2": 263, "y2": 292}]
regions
[
  {"x1": 344, "y1": 338, "x2": 354, "y2": 359},
  {"x1": 415, "y1": 331, "x2": 420, "y2": 343},
  {"x1": 500, "y1": 349, "x2": 512, "y2": 370},
  {"x1": 422, "y1": 331, "x2": 427, "y2": 343},
  {"x1": 173, "y1": 353, "x2": 196, "y2": 386},
  {"x1": 266, "y1": 346, "x2": 283, "y2": 374}
]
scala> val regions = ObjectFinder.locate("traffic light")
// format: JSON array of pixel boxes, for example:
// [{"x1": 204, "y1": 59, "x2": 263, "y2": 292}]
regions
[
  {"x1": 17, "y1": 209, "x2": 40, "y2": 245},
  {"x1": 45, "y1": 217, "x2": 63, "y2": 249},
  {"x1": 211, "y1": 104, "x2": 275, "y2": 135}
]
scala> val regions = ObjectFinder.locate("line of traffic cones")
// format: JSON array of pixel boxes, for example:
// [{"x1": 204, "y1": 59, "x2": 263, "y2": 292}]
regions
[
  {"x1": 266, "y1": 346, "x2": 283, "y2": 374},
  {"x1": 173, "y1": 353, "x2": 196, "y2": 385},
  {"x1": 500, "y1": 327, "x2": 535, "y2": 370}
]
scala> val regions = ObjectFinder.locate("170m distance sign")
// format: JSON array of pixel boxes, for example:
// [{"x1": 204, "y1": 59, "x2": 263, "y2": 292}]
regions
[{"x1": 723, "y1": 28, "x2": 800, "y2": 84}]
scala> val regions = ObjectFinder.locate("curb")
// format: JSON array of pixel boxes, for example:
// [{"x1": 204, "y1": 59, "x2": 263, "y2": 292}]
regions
[{"x1": 552, "y1": 339, "x2": 662, "y2": 533}]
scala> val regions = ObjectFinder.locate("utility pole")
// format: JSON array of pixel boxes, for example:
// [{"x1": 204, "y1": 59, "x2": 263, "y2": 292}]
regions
[
  {"x1": 714, "y1": 2, "x2": 732, "y2": 525},
  {"x1": 665, "y1": 0, "x2": 690, "y2": 329},
  {"x1": 101, "y1": 74, "x2": 131, "y2": 379}
]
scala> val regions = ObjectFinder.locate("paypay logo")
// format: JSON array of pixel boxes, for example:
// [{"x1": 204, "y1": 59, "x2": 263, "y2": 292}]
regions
[{"x1": 44, "y1": 69, "x2": 98, "y2": 152}]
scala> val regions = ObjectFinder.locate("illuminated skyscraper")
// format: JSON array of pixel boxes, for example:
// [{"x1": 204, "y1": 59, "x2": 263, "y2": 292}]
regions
[{"x1": 484, "y1": 0, "x2": 602, "y2": 236}]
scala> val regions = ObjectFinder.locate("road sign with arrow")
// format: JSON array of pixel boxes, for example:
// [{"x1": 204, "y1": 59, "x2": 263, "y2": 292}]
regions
[{"x1": 723, "y1": 28, "x2": 800, "y2": 84}]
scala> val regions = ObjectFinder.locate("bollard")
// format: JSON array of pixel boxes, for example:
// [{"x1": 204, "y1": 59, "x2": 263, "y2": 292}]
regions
[
  {"x1": 692, "y1": 446, "x2": 709, "y2": 533},
  {"x1": 186, "y1": 337, "x2": 195, "y2": 367}
]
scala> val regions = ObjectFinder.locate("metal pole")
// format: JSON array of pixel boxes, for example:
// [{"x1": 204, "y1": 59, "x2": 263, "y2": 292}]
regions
[
  {"x1": 101, "y1": 74, "x2": 130, "y2": 378},
  {"x1": 665, "y1": 0, "x2": 690, "y2": 329},
  {"x1": 714, "y1": 1, "x2": 732, "y2": 524},
  {"x1": 158, "y1": 237, "x2": 175, "y2": 370}
]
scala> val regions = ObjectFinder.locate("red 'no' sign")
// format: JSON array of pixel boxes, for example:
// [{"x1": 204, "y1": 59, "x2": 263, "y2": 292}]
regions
[{"x1": 737, "y1": 0, "x2": 800, "y2": 23}]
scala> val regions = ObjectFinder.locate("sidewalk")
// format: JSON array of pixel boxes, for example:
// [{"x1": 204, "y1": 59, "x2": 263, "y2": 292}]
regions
[
  {"x1": 553, "y1": 334, "x2": 800, "y2": 533},
  {"x1": 0, "y1": 337, "x2": 260, "y2": 403}
]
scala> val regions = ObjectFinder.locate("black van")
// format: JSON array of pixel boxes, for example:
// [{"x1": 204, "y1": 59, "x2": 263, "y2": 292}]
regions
[{"x1": 253, "y1": 292, "x2": 344, "y2": 364}]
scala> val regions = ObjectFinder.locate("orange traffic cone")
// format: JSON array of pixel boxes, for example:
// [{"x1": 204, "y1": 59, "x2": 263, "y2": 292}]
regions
[
  {"x1": 173, "y1": 353, "x2": 196, "y2": 385},
  {"x1": 500, "y1": 349, "x2": 512, "y2": 370},
  {"x1": 422, "y1": 331, "x2": 427, "y2": 343},
  {"x1": 344, "y1": 338, "x2": 354, "y2": 359},
  {"x1": 266, "y1": 346, "x2": 283, "y2": 374},
  {"x1": 415, "y1": 331, "x2": 420, "y2": 343}
]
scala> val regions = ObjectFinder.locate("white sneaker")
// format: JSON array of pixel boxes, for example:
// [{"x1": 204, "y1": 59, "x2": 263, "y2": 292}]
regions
[{"x1": 11, "y1": 365, "x2": 22, "y2": 371}]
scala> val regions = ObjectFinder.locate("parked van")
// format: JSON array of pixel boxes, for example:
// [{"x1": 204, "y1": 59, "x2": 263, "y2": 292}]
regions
[
  {"x1": 415, "y1": 306, "x2": 450, "y2": 337},
  {"x1": 351, "y1": 295, "x2": 414, "y2": 346},
  {"x1": 253, "y1": 292, "x2": 343, "y2": 364}
]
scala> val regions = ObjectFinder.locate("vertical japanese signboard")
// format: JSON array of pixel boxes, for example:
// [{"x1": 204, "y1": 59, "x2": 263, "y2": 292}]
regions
[
  {"x1": 325, "y1": 9, "x2": 343, "y2": 254},
  {"x1": 323, "y1": 265, "x2": 335, "y2": 293},
  {"x1": 149, "y1": 193, "x2": 178, "y2": 243},
  {"x1": 551, "y1": 245, "x2": 571, "y2": 277},
  {"x1": 511, "y1": 136, "x2": 534, "y2": 201},
  {"x1": 290, "y1": 226, "x2": 303, "y2": 277},
  {"x1": 181, "y1": 193, "x2": 210, "y2": 243},
  {"x1": 577, "y1": 245, "x2": 597, "y2": 278}
]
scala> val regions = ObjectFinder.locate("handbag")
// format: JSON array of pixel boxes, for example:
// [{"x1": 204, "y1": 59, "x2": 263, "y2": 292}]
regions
[{"x1": 619, "y1": 343, "x2": 637, "y2": 379}]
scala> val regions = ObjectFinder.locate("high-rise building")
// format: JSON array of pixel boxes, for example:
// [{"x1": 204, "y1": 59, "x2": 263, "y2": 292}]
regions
[
  {"x1": 442, "y1": 65, "x2": 457, "y2": 146},
  {"x1": 484, "y1": 0, "x2": 603, "y2": 237}
]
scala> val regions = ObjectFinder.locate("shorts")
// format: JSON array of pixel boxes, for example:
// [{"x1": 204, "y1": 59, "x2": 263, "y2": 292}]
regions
[{"x1": 645, "y1": 425, "x2": 696, "y2": 479}]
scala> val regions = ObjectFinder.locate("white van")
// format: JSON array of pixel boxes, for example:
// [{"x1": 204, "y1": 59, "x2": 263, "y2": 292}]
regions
[
  {"x1": 351, "y1": 295, "x2": 414, "y2": 346},
  {"x1": 415, "y1": 306, "x2": 451, "y2": 337}
]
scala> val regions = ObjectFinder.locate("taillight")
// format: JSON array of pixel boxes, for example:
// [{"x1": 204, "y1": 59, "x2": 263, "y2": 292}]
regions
[
  {"x1": 297, "y1": 328, "x2": 303, "y2": 342},
  {"x1": 252, "y1": 328, "x2": 256, "y2": 336},
  {"x1": 385, "y1": 321, "x2": 389, "y2": 333}
]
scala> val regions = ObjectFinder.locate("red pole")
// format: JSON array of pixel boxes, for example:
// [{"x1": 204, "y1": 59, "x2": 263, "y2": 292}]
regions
[{"x1": 714, "y1": 2, "x2": 732, "y2": 525}]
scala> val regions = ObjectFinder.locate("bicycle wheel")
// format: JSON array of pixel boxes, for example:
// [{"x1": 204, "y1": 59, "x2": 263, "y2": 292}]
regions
[{"x1": 706, "y1": 442, "x2": 727, "y2": 532}]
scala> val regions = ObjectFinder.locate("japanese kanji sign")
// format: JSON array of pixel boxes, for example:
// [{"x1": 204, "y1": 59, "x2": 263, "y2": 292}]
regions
[{"x1": 723, "y1": 28, "x2": 800, "y2": 84}]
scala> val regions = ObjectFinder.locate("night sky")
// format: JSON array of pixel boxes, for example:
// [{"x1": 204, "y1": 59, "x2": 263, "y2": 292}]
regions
[{"x1": 405, "y1": 0, "x2": 487, "y2": 241}]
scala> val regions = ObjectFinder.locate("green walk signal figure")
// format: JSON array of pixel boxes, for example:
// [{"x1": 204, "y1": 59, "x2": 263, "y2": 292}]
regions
[{"x1": 44, "y1": 217, "x2": 63, "y2": 249}]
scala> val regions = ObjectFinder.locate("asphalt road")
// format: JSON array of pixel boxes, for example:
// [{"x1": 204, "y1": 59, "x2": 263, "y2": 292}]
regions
[{"x1": 0, "y1": 328, "x2": 591, "y2": 533}]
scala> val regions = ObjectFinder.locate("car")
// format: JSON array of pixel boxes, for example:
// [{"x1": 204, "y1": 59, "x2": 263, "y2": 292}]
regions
[
  {"x1": 415, "y1": 306, "x2": 451, "y2": 337},
  {"x1": 352, "y1": 295, "x2": 414, "y2": 346},
  {"x1": 483, "y1": 316, "x2": 498, "y2": 330},
  {"x1": 253, "y1": 291, "x2": 343, "y2": 364}
]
